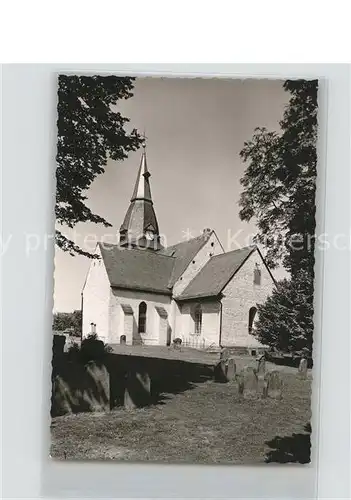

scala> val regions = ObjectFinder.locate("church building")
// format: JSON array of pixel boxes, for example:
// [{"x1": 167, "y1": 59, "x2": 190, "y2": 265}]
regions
[{"x1": 82, "y1": 146, "x2": 275, "y2": 351}]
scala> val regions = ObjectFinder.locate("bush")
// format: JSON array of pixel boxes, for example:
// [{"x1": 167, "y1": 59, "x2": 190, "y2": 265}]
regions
[
  {"x1": 255, "y1": 270, "x2": 314, "y2": 357},
  {"x1": 66, "y1": 334, "x2": 112, "y2": 364}
]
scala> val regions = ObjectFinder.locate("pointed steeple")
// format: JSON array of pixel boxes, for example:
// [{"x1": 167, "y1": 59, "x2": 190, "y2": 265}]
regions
[
  {"x1": 119, "y1": 144, "x2": 162, "y2": 250},
  {"x1": 131, "y1": 148, "x2": 152, "y2": 202}
]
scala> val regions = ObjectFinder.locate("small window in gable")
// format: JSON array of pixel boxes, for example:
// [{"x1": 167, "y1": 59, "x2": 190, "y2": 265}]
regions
[{"x1": 253, "y1": 263, "x2": 261, "y2": 285}]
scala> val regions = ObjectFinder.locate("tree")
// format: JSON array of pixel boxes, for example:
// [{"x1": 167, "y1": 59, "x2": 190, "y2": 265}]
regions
[
  {"x1": 56, "y1": 75, "x2": 143, "y2": 257},
  {"x1": 239, "y1": 80, "x2": 318, "y2": 277},
  {"x1": 255, "y1": 270, "x2": 314, "y2": 355},
  {"x1": 239, "y1": 80, "x2": 318, "y2": 355},
  {"x1": 53, "y1": 309, "x2": 82, "y2": 336},
  {"x1": 53, "y1": 312, "x2": 71, "y2": 331}
]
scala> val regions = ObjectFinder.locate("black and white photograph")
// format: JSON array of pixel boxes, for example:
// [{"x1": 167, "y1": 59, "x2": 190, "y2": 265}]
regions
[{"x1": 50, "y1": 75, "x2": 317, "y2": 464}]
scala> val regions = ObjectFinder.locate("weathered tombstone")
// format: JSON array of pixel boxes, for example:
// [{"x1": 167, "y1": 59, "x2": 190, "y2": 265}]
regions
[
  {"x1": 298, "y1": 358, "x2": 308, "y2": 379},
  {"x1": 86, "y1": 361, "x2": 110, "y2": 411},
  {"x1": 52, "y1": 375, "x2": 73, "y2": 415},
  {"x1": 214, "y1": 360, "x2": 227, "y2": 382},
  {"x1": 124, "y1": 369, "x2": 151, "y2": 410},
  {"x1": 53, "y1": 334, "x2": 66, "y2": 358},
  {"x1": 242, "y1": 366, "x2": 258, "y2": 399},
  {"x1": 256, "y1": 353, "x2": 266, "y2": 377},
  {"x1": 124, "y1": 371, "x2": 138, "y2": 410},
  {"x1": 220, "y1": 347, "x2": 230, "y2": 363},
  {"x1": 172, "y1": 338, "x2": 182, "y2": 350},
  {"x1": 264, "y1": 370, "x2": 283, "y2": 399},
  {"x1": 226, "y1": 358, "x2": 236, "y2": 381},
  {"x1": 262, "y1": 379, "x2": 269, "y2": 399},
  {"x1": 236, "y1": 372, "x2": 245, "y2": 396}
]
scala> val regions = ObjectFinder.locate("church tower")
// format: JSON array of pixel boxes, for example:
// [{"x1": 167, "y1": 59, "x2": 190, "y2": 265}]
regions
[{"x1": 119, "y1": 144, "x2": 162, "y2": 250}]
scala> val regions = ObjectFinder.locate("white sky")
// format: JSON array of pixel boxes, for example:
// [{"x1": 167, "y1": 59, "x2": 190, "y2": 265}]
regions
[{"x1": 54, "y1": 77, "x2": 289, "y2": 312}]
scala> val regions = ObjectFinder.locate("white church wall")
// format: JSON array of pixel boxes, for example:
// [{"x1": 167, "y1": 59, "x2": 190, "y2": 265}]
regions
[
  {"x1": 169, "y1": 299, "x2": 180, "y2": 342},
  {"x1": 176, "y1": 300, "x2": 221, "y2": 347},
  {"x1": 82, "y1": 247, "x2": 111, "y2": 342},
  {"x1": 220, "y1": 250, "x2": 275, "y2": 347},
  {"x1": 172, "y1": 231, "x2": 224, "y2": 297},
  {"x1": 202, "y1": 301, "x2": 221, "y2": 346},
  {"x1": 110, "y1": 288, "x2": 171, "y2": 345},
  {"x1": 177, "y1": 303, "x2": 192, "y2": 338}
]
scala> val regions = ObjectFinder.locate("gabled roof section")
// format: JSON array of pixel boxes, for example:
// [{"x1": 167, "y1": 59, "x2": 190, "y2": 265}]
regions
[
  {"x1": 176, "y1": 245, "x2": 256, "y2": 301},
  {"x1": 160, "y1": 232, "x2": 213, "y2": 287},
  {"x1": 99, "y1": 243, "x2": 174, "y2": 295}
]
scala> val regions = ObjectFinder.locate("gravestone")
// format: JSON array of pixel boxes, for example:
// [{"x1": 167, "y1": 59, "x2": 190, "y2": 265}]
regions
[
  {"x1": 52, "y1": 375, "x2": 74, "y2": 415},
  {"x1": 242, "y1": 366, "x2": 258, "y2": 399},
  {"x1": 298, "y1": 358, "x2": 308, "y2": 379},
  {"x1": 124, "y1": 369, "x2": 151, "y2": 410},
  {"x1": 85, "y1": 361, "x2": 110, "y2": 411},
  {"x1": 220, "y1": 347, "x2": 230, "y2": 363},
  {"x1": 264, "y1": 370, "x2": 283, "y2": 399},
  {"x1": 226, "y1": 358, "x2": 236, "y2": 381},
  {"x1": 256, "y1": 354, "x2": 266, "y2": 377},
  {"x1": 236, "y1": 372, "x2": 245, "y2": 396},
  {"x1": 214, "y1": 360, "x2": 227, "y2": 382},
  {"x1": 53, "y1": 334, "x2": 66, "y2": 358},
  {"x1": 215, "y1": 357, "x2": 236, "y2": 382},
  {"x1": 172, "y1": 338, "x2": 182, "y2": 351}
]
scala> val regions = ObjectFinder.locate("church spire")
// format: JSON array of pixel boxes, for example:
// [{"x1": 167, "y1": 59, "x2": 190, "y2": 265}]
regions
[
  {"x1": 131, "y1": 144, "x2": 152, "y2": 202},
  {"x1": 119, "y1": 142, "x2": 162, "y2": 250}
]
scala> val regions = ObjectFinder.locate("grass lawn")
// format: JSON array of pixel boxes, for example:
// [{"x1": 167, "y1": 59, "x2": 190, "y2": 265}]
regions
[{"x1": 50, "y1": 360, "x2": 312, "y2": 464}]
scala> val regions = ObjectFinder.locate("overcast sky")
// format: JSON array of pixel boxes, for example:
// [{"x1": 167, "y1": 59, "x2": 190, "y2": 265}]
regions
[{"x1": 54, "y1": 77, "x2": 289, "y2": 312}]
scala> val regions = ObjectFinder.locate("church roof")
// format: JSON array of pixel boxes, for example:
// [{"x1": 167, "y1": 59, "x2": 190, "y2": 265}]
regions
[
  {"x1": 98, "y1": 233, "x2": 212, "y2": 295},
  {"x1": 160, "y1": 232, "x2": 212, "y2": 287},
  {"x1": 176, "y1": 245, "x2": 256, "y2": 301},
  {"x1": 98, "y1": 239, "x2": 260, "y2": 299},
  {"x1": 99, "y1": 243, "x2": 174, "y2": 295}
]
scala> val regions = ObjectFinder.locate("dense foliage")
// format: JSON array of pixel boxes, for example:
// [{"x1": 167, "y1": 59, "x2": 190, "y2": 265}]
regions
[
  {"x1": 239, "y1": 80, "x2": 318, "y2": 276},
  {"x1": 53, "y1": 309, "x2": 82, "y2": 336},
  {"x1": 256, "y1": 270, "x2": 314, "y2": 355},
  {"x1": 239, "y1": 80, "x2": 318, "y2": 355},
  {"x1": 56, "y1": 75, "x2": 143, "y2": 257}
]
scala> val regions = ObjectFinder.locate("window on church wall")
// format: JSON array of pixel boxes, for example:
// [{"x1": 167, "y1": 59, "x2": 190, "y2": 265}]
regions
[
  {"x1": 138, "y1": 301, "x2": 147, "y2": 334},
  {"x1": 194, "y1": 304, "x2": 202, "y2": 335},
  {"x1": 248, "y1": 306, "x2": 257, "y2": 335}
]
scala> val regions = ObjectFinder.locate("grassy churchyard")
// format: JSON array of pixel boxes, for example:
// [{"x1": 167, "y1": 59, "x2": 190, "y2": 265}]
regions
[{"x1": 51, "y1": 357, "x2": 312, "y2": 464}]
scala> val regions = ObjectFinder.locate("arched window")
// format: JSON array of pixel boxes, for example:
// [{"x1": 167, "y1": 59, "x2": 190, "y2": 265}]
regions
[
  {"x1": 248, "y1": 306, "x2": 257, "y2": 335},
  {"x1": 138, "y1": 302, "x2": 147, "y2": 334},
  {"x1": 194, "y1": 304, "x2": 202, "y2": 335}
]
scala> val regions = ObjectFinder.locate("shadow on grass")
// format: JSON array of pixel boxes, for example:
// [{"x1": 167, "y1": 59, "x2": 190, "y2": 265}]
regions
[
  {"x1": 265, "y1": 423, "x2": 311, "y2": 464},
  {"x1": 52, "y1": 346, "x2": 216, "y2": 415},
  {"x1": 151, "y1": 364, "x2": 214, "y2": 405}
]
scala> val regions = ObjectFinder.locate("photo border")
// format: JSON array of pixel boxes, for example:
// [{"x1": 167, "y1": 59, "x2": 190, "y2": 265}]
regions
[{"x1": 2, "y1": 63, "x2": 350, "y2": 499}]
